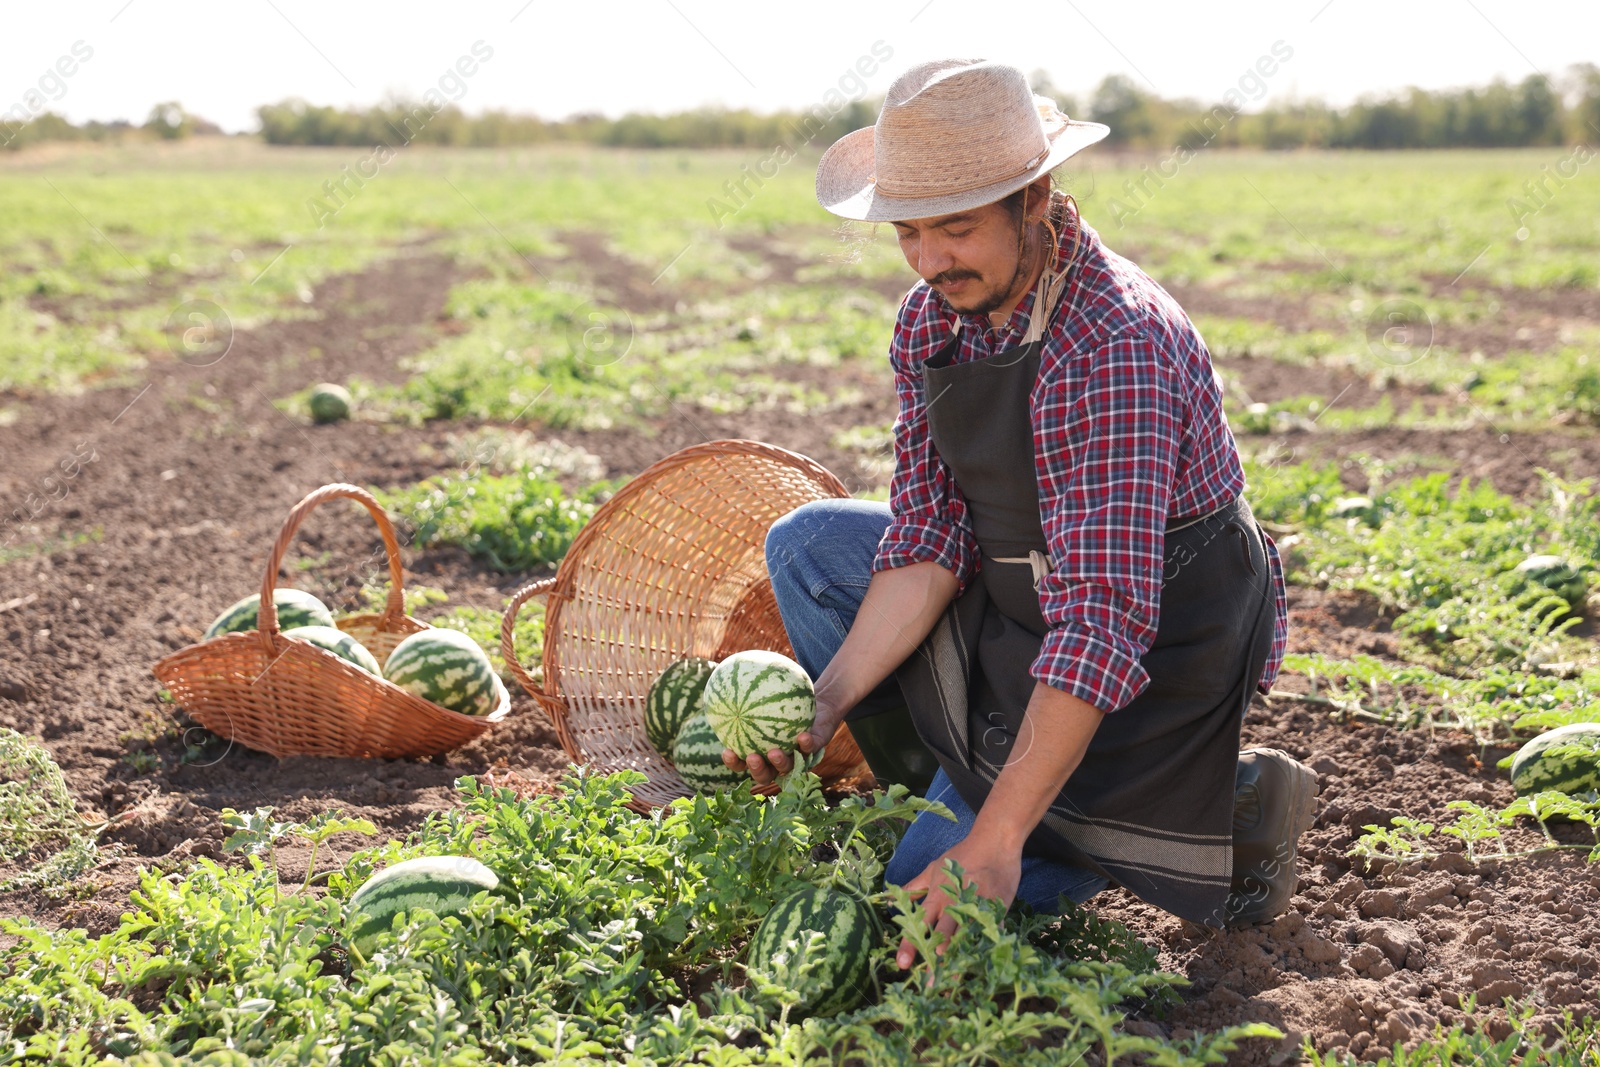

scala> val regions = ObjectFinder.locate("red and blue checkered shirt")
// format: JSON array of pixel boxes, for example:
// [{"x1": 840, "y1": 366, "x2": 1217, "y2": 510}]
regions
[{"x1": 873, "y1": 211, "x2": 1289, "y2": 713}]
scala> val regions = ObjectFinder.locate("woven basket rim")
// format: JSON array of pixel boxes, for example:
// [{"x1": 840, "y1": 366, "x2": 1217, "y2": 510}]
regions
[{"x1": 155, "y1": 625, "x2": 511, "y2": 723}]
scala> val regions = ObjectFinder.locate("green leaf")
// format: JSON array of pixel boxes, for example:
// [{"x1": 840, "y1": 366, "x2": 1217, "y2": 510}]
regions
[{"x1": 220, "y1": 806, "x2": 295, "y2": 855}]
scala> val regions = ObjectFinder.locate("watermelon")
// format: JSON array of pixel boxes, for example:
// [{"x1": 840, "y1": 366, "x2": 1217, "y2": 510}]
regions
[
  {"x1": 383, "y1": 628, "x2": 500, "y2": 716},
  {"x1": 745, "y1": 884, "x2": 882, "y2": 1018},
  {"x1": 309, "y1": 383, "x2": 351, "y2": 423},
  {"x1": 672, "y1": 710, "x2": 748, "y2": 793},
  {"x1": 204, "y1": 588, "x2": 335, "y2": 640},
  {"x1": 1512, "y1": 554, "x2": 1588, "y2": 610},
  {"x1": 703, "y1": 650, "x2": 816, "y2": 761},
  {"x1": 645, "y1": 656, "x2": 717, "y2": 759},
  {"x1": 281, "y1": 625, "x2": 381, "y2": 674},
  {"x1": 1508, "y1": 723, "x2": 1600, "y2": 796},
  {"x1": 346, "y1": 855, "x2": 498, "y2": 960},
  {"x1": 1331, "y1": 496, "x2": 1375, "y2": 521}
]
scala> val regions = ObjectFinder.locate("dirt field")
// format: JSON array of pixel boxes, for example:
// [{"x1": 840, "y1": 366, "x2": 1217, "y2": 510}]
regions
[{"x1": 2, "y1": 231, "x2": 1596, "y2": 1061}]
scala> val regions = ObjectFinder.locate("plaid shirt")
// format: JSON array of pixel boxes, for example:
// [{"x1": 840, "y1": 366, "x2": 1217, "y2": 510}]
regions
[{"x1": 873, "y1": 209, "x2": 1288, "y2": 713}]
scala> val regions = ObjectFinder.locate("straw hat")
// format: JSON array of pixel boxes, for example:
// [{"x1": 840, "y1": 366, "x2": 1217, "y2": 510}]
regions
[{"x1": 816, "y1": 59, "x2": 1109, "y2": 223}]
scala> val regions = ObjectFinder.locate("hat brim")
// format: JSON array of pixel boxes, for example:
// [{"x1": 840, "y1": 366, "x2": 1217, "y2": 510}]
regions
[{"x1": 816, "y1": 120, "x2": 1110, "y2": 223}]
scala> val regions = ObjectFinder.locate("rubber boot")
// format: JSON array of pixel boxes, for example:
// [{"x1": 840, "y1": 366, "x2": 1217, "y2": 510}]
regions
[
  {"x1": 844, "y1": 704, "x2": 939, "y2": 797},
  {"x1": 1224, "y1": 747, "x2": 1318, "y2": 926}
]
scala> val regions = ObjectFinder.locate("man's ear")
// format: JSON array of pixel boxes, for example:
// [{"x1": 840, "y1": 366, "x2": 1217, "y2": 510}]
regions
[{"x1": 1019, "y1": 174, "x2": 1054, "y2": 222}]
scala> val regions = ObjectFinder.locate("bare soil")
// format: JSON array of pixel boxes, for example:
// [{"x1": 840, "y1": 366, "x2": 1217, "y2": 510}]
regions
[
  {"x1": 1110, "y1": 593, "x2": 1600, "y2": 1059},
  {"x1": 1, "y1": 233, "x2": 1595, "y2": 1061}
]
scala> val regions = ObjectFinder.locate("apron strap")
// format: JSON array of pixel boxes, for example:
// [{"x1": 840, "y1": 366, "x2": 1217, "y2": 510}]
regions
[{"x1": 982, "y1": 215, "x2": 1077, "y2": 593}]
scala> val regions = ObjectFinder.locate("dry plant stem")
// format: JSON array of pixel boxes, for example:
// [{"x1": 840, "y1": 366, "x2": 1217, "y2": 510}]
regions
[{"x1": 1267, "y1": 688, "x2": 1425, "y2": 726}]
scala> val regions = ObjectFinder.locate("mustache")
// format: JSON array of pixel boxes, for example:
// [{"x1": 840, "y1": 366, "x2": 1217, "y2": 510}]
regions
[{"x1": 928, "y1": 268, "x2": 982, "y2": 286}]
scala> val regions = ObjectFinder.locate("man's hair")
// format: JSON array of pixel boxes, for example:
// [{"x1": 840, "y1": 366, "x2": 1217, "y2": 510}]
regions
[{"x1": 998, "y1": 173, "x2": 1054, "y2": 224}]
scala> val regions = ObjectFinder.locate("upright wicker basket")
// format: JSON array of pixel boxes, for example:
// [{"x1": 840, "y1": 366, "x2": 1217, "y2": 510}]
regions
[
  {"x1": 153, "y1": 483, "x2": 509, "y2": 760},
  {"x1": 500, "y1": 440, "x2": 871, "y2": 809}
]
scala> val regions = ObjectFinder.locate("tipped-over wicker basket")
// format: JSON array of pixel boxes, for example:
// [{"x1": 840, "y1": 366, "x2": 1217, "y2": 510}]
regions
[
  {"x1": 500, "y1": 440, "x2": 872, "y2": 809},
  {"x1": 153, "y1": 483, "x2": 509, "y2": 760}
]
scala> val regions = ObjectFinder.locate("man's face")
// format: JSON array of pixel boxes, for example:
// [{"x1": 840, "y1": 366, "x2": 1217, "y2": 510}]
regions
[{"x1": 891, "y1": 199, "x2": 1026, "y2": 317}]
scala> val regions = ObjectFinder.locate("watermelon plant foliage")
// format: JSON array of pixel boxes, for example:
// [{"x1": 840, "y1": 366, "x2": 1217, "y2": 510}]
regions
[
  {"x1": 0, "y1": 769, "x2": 1277, "y2": 1065},
  {"x1": 1349, "y1": 788, "x2": 1600, "y2": 866},
  {"x1": 378, "y1": 466, "x2": 618, "y2": 571},
  {"x1": 1247, "y1": 460, "x2": 1598, "y2": 676},
  {"x1": 1250, "y1": 459, "x2": 1599, "y2": 747},
  {"x1": 1282, "y1": 651, "x2": 1600, "y2": 740}
]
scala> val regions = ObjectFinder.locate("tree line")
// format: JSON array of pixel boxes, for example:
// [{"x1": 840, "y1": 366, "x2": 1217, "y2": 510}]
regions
[
  {"x1": 1, "y1": 101, "x2": 220, "y2": 152},
  {"x1": 1073, "y1": 65, "x2": 1600, "y2": 150},
  {"x1": 253, "y1": 97, "x2": 881, "y2": 151},
  {"x1": 5, "y1": 65, "x2": 1597, "y2": 153}
]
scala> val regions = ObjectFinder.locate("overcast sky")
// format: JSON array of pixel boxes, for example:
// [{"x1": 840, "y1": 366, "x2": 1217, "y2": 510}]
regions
[{"x1": 4, "y1": 1, "x2": 1597, "y2": 135}]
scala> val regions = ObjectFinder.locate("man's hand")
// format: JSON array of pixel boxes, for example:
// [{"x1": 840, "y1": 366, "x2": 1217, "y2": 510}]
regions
[
  {"x1": 894, "y1": 683, "x2": 1104, "y2": 968},
  {"x1": 720, "y1": 696, "x2": 846, "y2": 785},
  {"x1": 896, "y1": 835, "x2": 1022, "y2": 969},
  {"x1": 717, "y1": 560, "x2": 960, "y2": 786}
]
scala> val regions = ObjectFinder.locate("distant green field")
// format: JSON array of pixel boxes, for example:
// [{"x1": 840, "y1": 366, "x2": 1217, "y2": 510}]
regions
[{"x1": 3, "y1": 141, "x2": 1597, "y2": 404}]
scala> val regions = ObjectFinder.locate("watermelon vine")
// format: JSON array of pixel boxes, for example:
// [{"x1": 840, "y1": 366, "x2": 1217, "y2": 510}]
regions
[{"x1": 0, "y1": 770, "x2": 1276, "y2": 1064}]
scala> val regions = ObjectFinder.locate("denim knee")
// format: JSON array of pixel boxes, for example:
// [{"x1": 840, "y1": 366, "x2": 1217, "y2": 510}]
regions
[
  {"x1": 765, "y1": 500, "x2": 889, "y2": 600},
  {"x1": 764, "y1": 500, "x2": 829, "y2": 598},
  {"x1": 766, "y1": 499, "x2": 863, "y2": 570}
]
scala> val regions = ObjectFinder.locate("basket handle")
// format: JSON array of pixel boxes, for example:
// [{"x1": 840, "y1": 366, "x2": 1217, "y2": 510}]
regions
[
  {"x1": 259, "y1": 483, "x2": 407, "y2": 656},
  {"x1": 500, "y1": 577, "x2": 557, "y2": 703}
]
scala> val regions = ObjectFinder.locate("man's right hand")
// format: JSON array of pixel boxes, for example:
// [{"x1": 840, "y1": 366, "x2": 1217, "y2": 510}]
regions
[
  {"x1": 720, "y1": 697, "x2": 847, "y2": 786},
  {"x1": 715, "y1": 560, "x2": 960, "y2": 787}
]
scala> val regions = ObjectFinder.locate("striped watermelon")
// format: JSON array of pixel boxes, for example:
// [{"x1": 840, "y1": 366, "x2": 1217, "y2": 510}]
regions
[
  {"x1": 204, "y1": 588, "x2": 334, "y2": 640},
  {"x1": 672, "y1": 710, "x2": 749, "y2": 793},
  {"x1": 383, "y1": 628, "x2": 499, "y2": 716},
  {"x1": 745, "y1": 884, "x2": 882, "y2": 1018},
  {"x1": 1513, "y1": 554, "x2": 1589, "y2": 611},
  {"x1": 281, "y1": 625, "x2": 380, "y2": 674},
  {"x1": 703, "y1": 650, "x2": 816, "y2": 761},
  {"x1": 346, "y1": 855, "x2": 499, "y2": 960},
  {"x1": 646, "y1": 656, "x2": 717, "y2": 759},
  {"x1": 1331, "y1": 496, "x2": 1375, "y2": 521},
  {"x1": 1509, "y1": 722, "x2": 1600, "y2": 796}
]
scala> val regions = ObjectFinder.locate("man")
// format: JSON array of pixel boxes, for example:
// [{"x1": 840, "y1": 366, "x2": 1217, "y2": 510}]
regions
[{"x1": 721, "y1": 59, "x2": 1316, "y2": 967}]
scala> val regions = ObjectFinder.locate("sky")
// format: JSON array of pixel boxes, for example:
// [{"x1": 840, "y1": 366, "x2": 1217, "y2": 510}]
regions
[{"x1": 3, "y1": 1, "x2": 1598, "y2": 135}]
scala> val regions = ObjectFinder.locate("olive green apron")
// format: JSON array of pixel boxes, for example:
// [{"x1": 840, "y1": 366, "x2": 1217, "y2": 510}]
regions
[{"x1": 892, "y1": 264, "x2": 1276, "y2": 926}]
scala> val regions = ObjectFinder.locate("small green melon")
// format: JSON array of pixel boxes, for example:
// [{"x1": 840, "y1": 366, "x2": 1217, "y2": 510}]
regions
[{"x1": 309, "y1": 383, "x2": 352, "y2": 423}]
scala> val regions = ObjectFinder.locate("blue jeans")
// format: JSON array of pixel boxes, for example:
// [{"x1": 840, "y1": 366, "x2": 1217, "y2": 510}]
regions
[{"x1": 765, "y1": 499, "x2": 1110, "y2": 914}]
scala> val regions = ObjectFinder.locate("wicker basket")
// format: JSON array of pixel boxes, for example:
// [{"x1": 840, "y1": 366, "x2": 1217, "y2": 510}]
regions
[
  {"x1": 500, "y1": 440, "x2": 872, "y2": 809},
  {"x1": 153, "y1": 483, "x2": 510, "y2": 760}
]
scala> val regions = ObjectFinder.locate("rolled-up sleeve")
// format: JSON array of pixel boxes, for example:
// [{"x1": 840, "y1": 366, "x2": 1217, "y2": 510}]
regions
[
  {"x1": 1031, "y1": 332, "x2": 1183, "y2": 713},
  {"x1": 871, "y1": 291, "x2": 979, "y2": 590}
]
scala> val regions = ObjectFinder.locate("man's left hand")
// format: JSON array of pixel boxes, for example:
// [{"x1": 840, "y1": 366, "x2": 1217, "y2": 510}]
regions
[{"x1": 895, "y1": 835, "x2": 1021, "y2": 970}]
